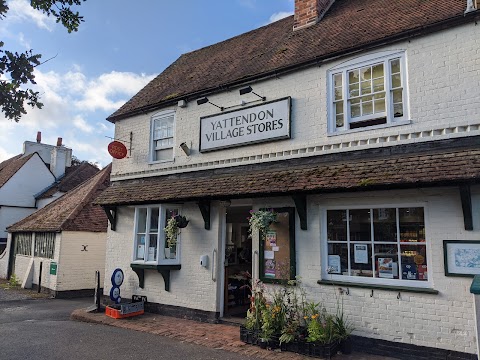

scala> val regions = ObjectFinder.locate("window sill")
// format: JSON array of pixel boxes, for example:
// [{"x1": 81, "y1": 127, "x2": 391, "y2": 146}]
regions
[
  {"x1": 327, "y1": 119, "x2": 412, "y2": 137},
  {"x1": 130, "y1": 263, "x2": 181, "y2": 292},
  {"x1": 317, "y1": 279, "x2": 439, "y2": 295}
]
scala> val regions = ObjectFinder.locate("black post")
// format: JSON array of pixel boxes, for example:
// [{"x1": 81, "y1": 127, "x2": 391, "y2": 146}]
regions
[
  {"x1": 38, "y1": 261, "x2": 43, "y2": 293},
  {"x1": 95, "y1": 270, "x2": 101, "y2": 311}
]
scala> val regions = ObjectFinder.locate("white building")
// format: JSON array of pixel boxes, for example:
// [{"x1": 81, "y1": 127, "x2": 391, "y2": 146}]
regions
[
  {"x1": 6, "y1": 165, "x2": 111, "y2": 297},
  {"x1": 95, "y1": 1, "x2": 480, "y2": 358}
]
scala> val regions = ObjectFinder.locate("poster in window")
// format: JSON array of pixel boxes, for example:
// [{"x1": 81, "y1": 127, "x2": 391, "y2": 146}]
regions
[
  {"x1": 354, "y1": 244, "x2": 368, "y2": 264},
  {"x1": 378, "y1": 258, "x2": 394, "y2": 279},
  {"x1": 137, "y1": 244, "x2": 145, "y2": 258},
  {"x1": 266, "y1": 231, "x2": 277, "y2": 246},
  {"x1": 259, "y1": 207, "x2": 296, "y2": 282},
  {"x1": 328, "y1": 255, "x2": 342, "y2": 274},
  {"x1": 147, "y1": 247, "x2": 156, "y2": 261},
  {"x1": 265, "y1": 259, "x2": 276, "y2": 277},
  {"x1": 402, "y1": 264, "x2": 417, "y2": 280}
]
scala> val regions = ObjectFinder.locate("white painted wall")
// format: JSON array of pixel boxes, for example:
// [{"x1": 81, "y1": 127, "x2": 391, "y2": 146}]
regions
[
  {"x1": 0, "y1": 207, "x2": 36, "y2": 240},
  {"x1": 111, "y1": 21, "x2": 480, "y2": 181},
  {"x1": 36, "y1": 191, "x2": 65, "y2": 209},
  {"x1": 56, "y1": 231, "x2": 107, "y2": 291},
  {"x1": 104, "y1": 203, "x2": 221, "y2": 312},
  {"x1": 0, "y1": 154, "x2": 54, "y2": 207},
  {"x1": 0, "y1": 233, "x2": 12, "y2": 279}
]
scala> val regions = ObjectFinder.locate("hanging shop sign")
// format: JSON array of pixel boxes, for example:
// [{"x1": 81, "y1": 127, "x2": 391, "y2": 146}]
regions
[
  {"x1": 108, "y1": 141, "x2": 128, "y2": 159},
  {"x1": 199, "y1": 97, "x2": 291, "y2": 152}
]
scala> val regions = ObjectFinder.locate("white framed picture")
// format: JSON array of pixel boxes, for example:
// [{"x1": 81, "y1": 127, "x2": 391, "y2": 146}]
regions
[{"x1": 443, "y1": 240, "x2": 480, "y2": 277}]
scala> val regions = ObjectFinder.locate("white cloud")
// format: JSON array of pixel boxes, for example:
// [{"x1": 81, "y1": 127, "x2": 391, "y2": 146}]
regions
[
  {"x1": 17, "y1": 32, "x2": 31, "y2": 49},
  {"x1": 75, "y1": 71, "x2": 155, "y2": 112},
  {"x1": 73, "y1": 115, "x2": 94, "y2": 133},
  {"x1": 7, "y1": 0, "x2": 55, "y2": 31},
  {"x1": 0, "y1": 145, "x2": 16, "y2": 162},
  {"x1": 268, "y1": 11, "x2": 294, "y2": 24}
]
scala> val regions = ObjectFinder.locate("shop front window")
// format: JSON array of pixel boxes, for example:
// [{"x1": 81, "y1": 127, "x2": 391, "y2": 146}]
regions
[
  {"x1": 133, "y1": 205, "x2": 181, "y2": 265},
  {"x1": 324, "y1": 206, "x2": 428, "y2": 286}
]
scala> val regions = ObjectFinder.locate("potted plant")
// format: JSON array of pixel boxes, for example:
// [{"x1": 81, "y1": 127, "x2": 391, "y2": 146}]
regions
[
  {"x1": 334, "y1": 302, "x2": 354, "y2": 354},
  {"x1": 174, "y1": 214, "x2": 189, "y2": 228},
  {"x1": 248, "y1": 208, "x2": 277, "y2": 241}
]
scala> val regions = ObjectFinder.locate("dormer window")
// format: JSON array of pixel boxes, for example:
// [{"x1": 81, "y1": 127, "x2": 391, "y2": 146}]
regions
[
  {"x1": 328, "y1": 51, "x2": 409, "y2": 134},
  {"x1": 150, "y1": 110, "x2": 175, "y2": 162}
]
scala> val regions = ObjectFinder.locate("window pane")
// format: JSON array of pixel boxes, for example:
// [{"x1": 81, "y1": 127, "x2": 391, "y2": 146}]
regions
[
  {"x1": 361, "y1": 81, "x2": 372, "y2": 95},
  {"x1": 390, "y1": 59, "x2": 400, "y2": 74},
  {"x1": 393, "y1": 103, "x2": 404, "y2": 118},
  {"x1": 374, "y1": 244, "x2": 399, "y2": 279},
  {"x1": 137, "y1": 209, "x2": 147, "y2": 233},
  {"x1": 351, "y1": 104, "x2": 361, "y2": 118},
  {"x1": 150, "y1": 208, "x2": 159, "y2": 233},
  {"x1": 374, "y1": 99, "x2": 386, "y2": 113},
  {"x1": 373, "y1": 208, "x2": 397, "y2": 242},
  {"x1": 399, "y1": 208, "x2": 425, "y2": 243},
  {"x1": 349, "y1": 209, "x2": 371, "y2": 241},
  {"x1": 335, "y1": 101, "x2": 343, "y2": 116},
  {"x1": 155, "y1": 148, "x2": 173, "y2": 161},
  {"x1": 348, "y1": 69, "x2": 359, "y2": 84},
  {"x1": 334, "y1": 73, "x2": 342, "y2": 88},
  {"x1": 335, "y1": 88, "x2": 342, "y2": 101},
  {"x1": 327, "y1": 210, "x2": 347, "y2": 241},
  {"x1": 372, "y1": 64, "x2": 384, "y2": 78},
  {"x1": 350, "y1": 243, "x2": 373, "y2": 277},
  {"x1": 362, "y1": 101, "x2": 373, "y2": 116},
  {"x1": 136, "y1": 234, "x2": 146, "y2": 260},
  {"x1": 328, "y1": 243, "x2": 349, "y2": 275},
  {"x1": 349, "y1": 83, "x2": 359, "y2": 97},
  {"x1": 360, "y1": 66, "x2": 371, "y2": 81},
  {"x1": 393, "y1": 89, "x2": 403, "y2": 104},
  {"x1": 391, "y1": 73, "x2": 401, "y2": 88},
  {"x1": 336, "y1": 115, "x2": 344, "y2": 128},
  {"x1": 373, "y1": 78, "x2": 384, "y2": 92},
  {"x1": 147, "y1": 234, "x2": 157, "y2": 262},
  {"x1": 401, "y1": 245, "x2": 428, "y2": 281}
]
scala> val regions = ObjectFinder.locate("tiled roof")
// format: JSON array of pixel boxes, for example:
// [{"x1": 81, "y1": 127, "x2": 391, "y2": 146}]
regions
[
  {"x1": 108, "y1": 0, "x2": 470, "y2": 121},
  {"x1": 9, "y1": 164, "x2": 112, "y2": 233},
  {"x1": 0, "y1": 153, "x2": 35, "y2": 188},
  {"x1": 36, "y1": 162, "x2": 100, "y2": 199},
  {"x1": 94, "y1": 141, "x2": 480, "y2": 206}
]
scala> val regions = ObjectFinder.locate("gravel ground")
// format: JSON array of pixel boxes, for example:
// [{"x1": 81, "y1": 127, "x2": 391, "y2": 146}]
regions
[{"x1": 0, "y1": 278, "x2": 52, "y2": 301}]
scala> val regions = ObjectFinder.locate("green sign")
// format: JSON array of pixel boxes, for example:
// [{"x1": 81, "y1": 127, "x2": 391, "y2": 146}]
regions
[{"x1": 50, "y1": 262, "x2": 57, "y2": 275}]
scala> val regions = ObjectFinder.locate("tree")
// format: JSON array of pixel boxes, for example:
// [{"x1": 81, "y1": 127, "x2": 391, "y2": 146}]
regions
[{"x1": 0, "y1": 0, "x2": 85, "y2": 122}]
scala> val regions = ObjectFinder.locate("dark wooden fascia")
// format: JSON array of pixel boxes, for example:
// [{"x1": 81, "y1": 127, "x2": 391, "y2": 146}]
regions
[
  {"x1": 292, "y1": 194, "x2": 307, "y2": 230},
  {"x1": 460, "y1": 185, "x2": 473, "y2": 231},
  {"x1": 102, "y1": 206, "x2": 117, "y2": 231},
  {"x1": 197, "y1": 200, "x2": 211, "y2": 230}
]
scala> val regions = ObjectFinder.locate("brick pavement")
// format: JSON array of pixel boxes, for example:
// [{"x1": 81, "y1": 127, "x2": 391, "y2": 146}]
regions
[{"x1": 71, "y1": 309, "x2": 397, "y2": 360}]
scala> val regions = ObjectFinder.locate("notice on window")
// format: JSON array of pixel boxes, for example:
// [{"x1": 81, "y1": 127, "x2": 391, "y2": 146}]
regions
[
  {"x1": 147, "y1": 247, "x2": 156, "y2": 261},
  {"x1": 328, "y1": 255, "x2": 341, "y2": 274},
  {"x1": 137, "y1": 245, "x2": 145, "y2": 258},
  {"x1": 265, "y1": 259, "x2": 276, "y2": 277},
  {"x1": 354, "y1": 244, "x2": 368, "y2": 264},
  {"x1": 264, "y1": 250, "x2": 275, "y2": 260},
  {"x1": 378, "y1": 258, "x2": 394, "y2": 279},
  {"x1": 266, "y1": 231, "x2": 277, "y2": 246}
]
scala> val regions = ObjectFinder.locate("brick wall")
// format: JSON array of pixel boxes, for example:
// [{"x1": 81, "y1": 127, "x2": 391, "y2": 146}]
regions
[{"x1": 111, "y1": 22, "x2": 480, "y2": 182}]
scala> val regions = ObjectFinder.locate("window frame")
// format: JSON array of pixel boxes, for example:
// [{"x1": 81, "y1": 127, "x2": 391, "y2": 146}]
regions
[
  {"x1": 327, "y1": 50, "x2": 410, "y2": 135},
  {"x1": 320, "y1": 203, "x2": 432, "y2": 288},
  {"x1": 149, "y1": 110, "x2": 176, "y2": 164},
  {"x1": 132, "y1": 204, "x2": 182, "y2": 266}
]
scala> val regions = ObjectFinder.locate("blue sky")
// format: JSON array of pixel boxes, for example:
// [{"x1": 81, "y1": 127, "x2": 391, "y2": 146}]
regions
[{"x1": 0, "y1": 0, "x2": 294, "y2": 167}]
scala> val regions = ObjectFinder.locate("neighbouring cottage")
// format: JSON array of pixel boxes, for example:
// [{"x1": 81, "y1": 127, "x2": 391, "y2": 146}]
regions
[
  {"x1": 95, "y1": 1, "x2": 480, "y2": 358},
  {"x1": 5, "y1": 164, "x2": 111, "y2": 298},
  {"x1": 0, "y1": 133, "x2": 98, "y2": 259}
]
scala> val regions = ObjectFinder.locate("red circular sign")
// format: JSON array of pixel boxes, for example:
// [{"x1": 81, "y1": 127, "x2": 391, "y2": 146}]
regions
[{"x1": 108, "y1": 141, "x2": 128, "y2": 159}]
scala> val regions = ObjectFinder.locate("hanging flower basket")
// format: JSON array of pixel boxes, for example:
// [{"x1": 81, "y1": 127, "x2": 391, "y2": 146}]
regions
[
  {"x1": 165, "y1": 215, "x2": 188, "y2": 248},
  {"x1": 248, "y1": 209, "x2": 277, "y2": 240},
  {"x1": 174, "y1": 215, "x2": 189, "y2": 228}
]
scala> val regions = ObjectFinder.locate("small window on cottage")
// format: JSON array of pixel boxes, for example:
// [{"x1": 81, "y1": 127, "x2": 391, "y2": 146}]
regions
[
  {"x1": 13, "y1": 233, "x2": 32, "y2": 256},
  {"x1": 34, "y1": 233, "x2": 56, "y2": 259},
  {"x1": 329, "y1": 51, "x2": 408, "y2": 133},
  {"x1": 133, "y1": 205, "x2": 181, "y2": 265},
  {"x1": 151, "y1": 111, "x2": 175, "y2": 162},
  {"x1": 323, "y1": 206, "x2": 428, "y2": 287}
]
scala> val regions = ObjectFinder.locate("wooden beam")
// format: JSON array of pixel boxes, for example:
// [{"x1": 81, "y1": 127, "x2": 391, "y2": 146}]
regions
[
  {"x1": 292, "y1": 194, "x2": 307, "y2": 230},
  {"x1": 102, "y1": 206, "x2": 117, "y2": 231},
  {"x1": 197, "y1": 200, "x2": 211, "y2": 230},
  {"x1": 460, "y1": 185, "x2": 473, "y2": 231},
  {"x1": 131, "y1": 266, "x2": 145, "y2": 289}
]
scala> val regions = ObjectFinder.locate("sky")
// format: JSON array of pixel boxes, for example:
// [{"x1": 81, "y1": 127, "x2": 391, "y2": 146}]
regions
[{"x1": 0, "y1": 0, "x2": 294, "y2": 167}]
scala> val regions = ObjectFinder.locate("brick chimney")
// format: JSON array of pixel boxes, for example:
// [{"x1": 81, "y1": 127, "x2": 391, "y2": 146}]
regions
[{"x1": 293, "y1": 0, "x2": 335, "y2": 31}]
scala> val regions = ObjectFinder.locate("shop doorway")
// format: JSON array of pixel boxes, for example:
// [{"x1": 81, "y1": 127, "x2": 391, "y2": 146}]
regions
[{"x1": 223, "y1": 206, "x2": 252, "y2": 320}]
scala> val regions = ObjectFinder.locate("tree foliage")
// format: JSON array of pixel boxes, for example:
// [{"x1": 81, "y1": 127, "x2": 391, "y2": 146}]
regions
[{"x1": 0, "y1": 0, "x2": 85, "y2": 122}]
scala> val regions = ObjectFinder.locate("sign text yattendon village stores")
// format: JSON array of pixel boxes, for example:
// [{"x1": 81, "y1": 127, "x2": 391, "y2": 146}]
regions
[{"x1": 199, "y1": 97, "x2": 291, "y2": 152}]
